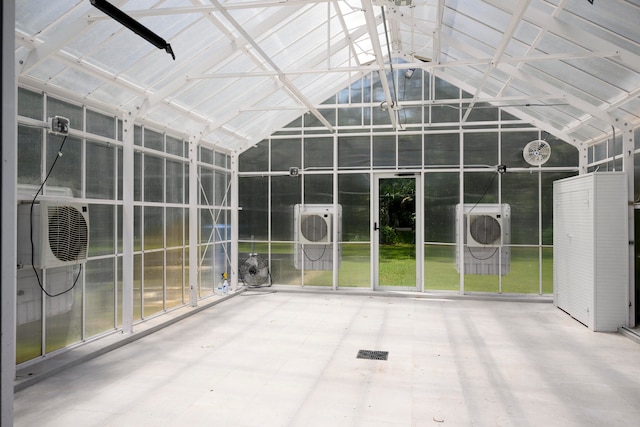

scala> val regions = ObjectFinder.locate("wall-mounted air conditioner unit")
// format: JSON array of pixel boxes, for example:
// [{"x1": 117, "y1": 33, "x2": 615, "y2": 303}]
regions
[
  {"x1": 294, "y1": 204, "x2": 342, "y2": 271},
  {"x1": 296, "y1": 205, "x2": 333, "y2": 245},
  {"x1": 18, "y1": 201, "x2": 90, "y2": 269},
  {"x1": 456, "y1": 203, "x2": 510, "y2": 275}
]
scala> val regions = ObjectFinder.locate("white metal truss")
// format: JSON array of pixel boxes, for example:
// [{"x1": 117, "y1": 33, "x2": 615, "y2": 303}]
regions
[{"x1": 13, "y1": 0, "x2": 640, "y2": 152}]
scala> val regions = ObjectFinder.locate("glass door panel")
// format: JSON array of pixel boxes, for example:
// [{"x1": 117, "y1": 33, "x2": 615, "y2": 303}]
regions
[{"x1": 376, "y1": 177, "x2": 417, "y2": 289}]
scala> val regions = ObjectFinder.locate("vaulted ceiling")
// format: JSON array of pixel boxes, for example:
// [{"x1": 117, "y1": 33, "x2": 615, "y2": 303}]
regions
[{"x1": 15, "y1": 0, "x2": 640, "y2": 154}]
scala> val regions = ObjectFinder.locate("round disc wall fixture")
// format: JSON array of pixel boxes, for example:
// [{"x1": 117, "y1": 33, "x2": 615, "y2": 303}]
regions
[{"x1": 523, "y1": 139, "x2": 551, "y2": 166}]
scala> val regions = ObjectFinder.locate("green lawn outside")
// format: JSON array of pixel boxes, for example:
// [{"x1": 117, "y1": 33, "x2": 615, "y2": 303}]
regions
[{"x1": 239, "y1": 242, "x2": 553, "y2": 293}]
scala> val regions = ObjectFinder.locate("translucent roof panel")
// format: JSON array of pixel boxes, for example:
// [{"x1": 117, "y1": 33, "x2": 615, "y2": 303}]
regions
[{"x1": 14, "y1": 0, "x2": 640, "y2": 153}]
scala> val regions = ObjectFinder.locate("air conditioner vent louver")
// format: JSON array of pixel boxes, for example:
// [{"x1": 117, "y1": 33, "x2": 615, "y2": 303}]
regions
[
  {"x1": 468, "y1": 214, "x2": 501, "y2": 245},
  {"x1": 47, "y1": 205, "x2": 88, "y2": 264},
  {"x1": 300, "y1": 214, "x2": 329, "y2": 243},
  {"x1": 17, "y1": 201, "x2": 90, "y2": 269}
]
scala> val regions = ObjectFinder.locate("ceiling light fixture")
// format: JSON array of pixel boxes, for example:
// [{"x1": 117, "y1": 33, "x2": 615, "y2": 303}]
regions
[{"x1": 90, "y1": 0, "x2": 175, "y2": 60}]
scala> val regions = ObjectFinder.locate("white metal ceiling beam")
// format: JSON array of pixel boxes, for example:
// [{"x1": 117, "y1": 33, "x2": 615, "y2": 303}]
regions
[
  {"x1": 361, "y1": 0, "x2": 397, "y2": 128},
  {"x1": 461, "y1": 0, "x2": 532, "y2": 123},
  {"x1": 331, "y1": 0, "x2": 363, "y2": 67},
  {"x1": 18, "y1": 0, "x2": 116, "y2": 74},
  {"x1": 496, "y1": 0, "x2": 570, "y2": 97},
  {"x1": 86, "y1": 0, "x2": 335, "y2": 19},
  {"x1": 186, "y1": 49, "x2": 619, "y2": 79},
  {"x1": 444, "y1": 34, "x2": 616, "y2": 126},
  {"x1": 484, "y1": 0, "x2": 640, "y2": 71},
  {"x1": 432, "y1": 0, "x2": 444, "y2": 65},
  {"x1": 208, "y1": 0, "x2": 335, "y2": 132}
]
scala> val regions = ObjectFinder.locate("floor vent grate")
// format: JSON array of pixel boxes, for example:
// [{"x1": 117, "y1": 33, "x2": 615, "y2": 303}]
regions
[{"x1": 357, "y1": 350, "x2": 388, "y2": 360}]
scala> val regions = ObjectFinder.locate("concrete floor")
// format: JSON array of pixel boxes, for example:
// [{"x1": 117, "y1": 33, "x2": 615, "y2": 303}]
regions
[{"x1": 13, "y1": 290, "x2": 640, "y2": 426}]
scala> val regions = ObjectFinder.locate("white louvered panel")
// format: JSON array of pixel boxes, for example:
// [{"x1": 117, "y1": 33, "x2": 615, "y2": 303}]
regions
[
  {"x1": 553, "y1": 173, "x2": 628, "y2": 332},
  {"x1": 593, "y1": 174, "x2": 629, "y2": 331}
]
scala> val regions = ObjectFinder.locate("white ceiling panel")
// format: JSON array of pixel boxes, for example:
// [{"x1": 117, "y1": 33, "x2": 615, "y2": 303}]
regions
[{"x1": 14, "y1": 0, "x2": 640, "y2": 151}]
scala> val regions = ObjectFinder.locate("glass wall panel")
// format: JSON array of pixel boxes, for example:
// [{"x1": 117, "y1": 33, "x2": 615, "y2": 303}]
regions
[
  {"x1": 215, "y1": 152, "x2": 227, "y2": 168},
  {"x1": 214, "y1": 243, "x2": 226, "y2": 285},
  {"x1": 200, "y1": 147, "x2": 213, "y2": 164},
  {"x1": 430, "y1": 105, "x2": 459, "y2": 124},
  {"x1": 272, "y1": 139, "x2": 301, "y2": 171},
  {"x1": 304, "y1": 174, "x2": 333, "y2": 204},
  {"x1": 199, "y1": 244, "x2": 215, "y2": 297},
  {"x1": 501, "y1": 247, "x2": 540, "y2": 294},
  {"x1": 144, "y1": 155, "x2": 163, "y2": 202},
  {"x1": 215, "y1": 171, "x2": 228, "y2": 206},
  {"x1": 166, "y1": 136, "x2": 184, "y2": 157},
  {"x1": 338, "y1": 174, "x2": 370, "y2": 241},
  {"x1": 239, "y1": 176, "x2": 268, "y2": 240},
  {"x1": 271, "y1": 176, "x2": 301, "y2": 241},
  {"x1": 424, "y1": 244, "x2": 458, "y2": 290},
  {"x1": 338, "y1": 107, "x2": 362, "y2": 127},
  {"x1": 166, "y1": 207, "x2": 184, "y2": 248},
  {"x1": 338, "y1": 243, "x2": 370, "y2": 287},
  {"x1": 118, "y1": 147, "x2": 123, "y2": 201},
  {"x1": 425, "y1": 133, "x2": 459, "y2": 166},
  {"x1": 464, "y1": 269, "x2": 499, "y2": 292},
  {"x1": 464, "y1": 132, "x2": 498, "y2": 167},
  {"x1": 269, "y1": 243, "x2": 298, "y2": 285},
  {"x1": 117, "y1": 256, "x2": 122, "y2": 327},
  {"x1": 399, "y1": 106, "x2": 422, "y2": 125},
  {"x1": 338, "y1": 135, "x2": 370, "y2": 168},
  {"x1": 545, "y1": 137, "x2": 579, "y2": 167},
  {"x1": 18, "y1": 87, "x2": 43, "y2": 119},
  {"x1": 501, "y1": 131, "x2": 538, "y2": 168},
  {"x1": 166, "y1": 248, "x2": 184, "y2": 308},
  {"x1": 425, "y1": 172, "x2": 459, "y2": 243},
  {"x1": 134, "y1": 205, "x2": 142, "y2": 251},
  {"x1": 166, "y1": 160, "x2": 184, "y2": 204},
  {"x1": 46, "y1": 134, "x2": 82, "y2": 197},
  {"x1": 85, "y1": 258, "x2": 115, "y2": 337},
  {"x1": 134, "y1": 151, "x2": 142, "y2": 201},
  {"x1": 18, "y1": 126, "x2": 43, "y2": 186},
  {"x1": 542, "y1": 247, "x2": 553, "y2": 294},
  {"x1": 199, "y1": 167, "x2": 213, "y2": 205},
  {"x1": 398, "y1": 134, "x2": 422, "y2": 168},
  {"x1": 16, "y1": 270, "x2": 42, "y2": 364},
  {"x1": 239, "y1": 141, "x2": 269, "y2": 172},
  {"x1": 200, "y1": 208, "x2": 214, "y2": 245},
  {"x1": 373, "y1": 135, "x2": 395, "y2": 167},
  {"x1": 86, "y1": 141, "x2": 115, "y2": 199},
  {"x1": 304, "y1": 109, "x2": 336, "y2": 127},
  {"x1": 502, "y1": 173, "x2": 539, "y2": 245},
  {"x1": 89, "y1": 204, "x2": 115, "y2": 257},
  {"x1": 434, "y1": 77, "x2": 459, "y2": 99},
  {"x1": 144, "y1": 207, "x2": 164, "y2": 250},
  {"x1": 144, "y1": 129, "x2": 163, "y2": 151},
  {"x1": 400, "y1": 70, "x2": 423, "y2": 101},
  {"x1": 44, "y1": 267, "x2": 82, "y2": 353},
  {"x1": 143, "y1": 251, "x2": 164, "y2": 317},
  {"x1": 372, "y1": 106, "x2": 392, "y2": 126},
  {"x1": 466, "y1": 103, "x2": 498, "y2": 122},
  {"x1": 134, "y1": 254, "x2": 142, "y2": 320},
  {"x1": 304, "y1": 137, "x2": 333, "y2": 168},
  {"x1": 464, "y1": 172, "x2": 498, "y2": 204},
  {"x1": 86, "y1": 110, "x2": 115, "y2": 139}
]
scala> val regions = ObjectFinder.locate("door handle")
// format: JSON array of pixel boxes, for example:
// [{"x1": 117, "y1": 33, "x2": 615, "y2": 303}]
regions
[{"x1": 374, "y1": 222, "x2": 379, "y2": 231}]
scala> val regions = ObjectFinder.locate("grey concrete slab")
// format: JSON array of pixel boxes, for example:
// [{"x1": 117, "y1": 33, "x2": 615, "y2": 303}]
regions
[{"x1": 13, "y1": 291, "x2": 640, "y2": 426}]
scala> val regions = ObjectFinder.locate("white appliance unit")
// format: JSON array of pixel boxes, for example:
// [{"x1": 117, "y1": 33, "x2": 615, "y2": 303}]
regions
[
  {"x1": 456, "y1": 203, "x2": 510, "y2": 275},
  {"x1": 553, "y1": 173, "x2": 628, "y2": 332},
  {"x1": 18, "y1": 201, "x2": 90, "y2": 269},
  {"x1": 294, "y1": 204, "x2": 341, "y2": 270}
]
